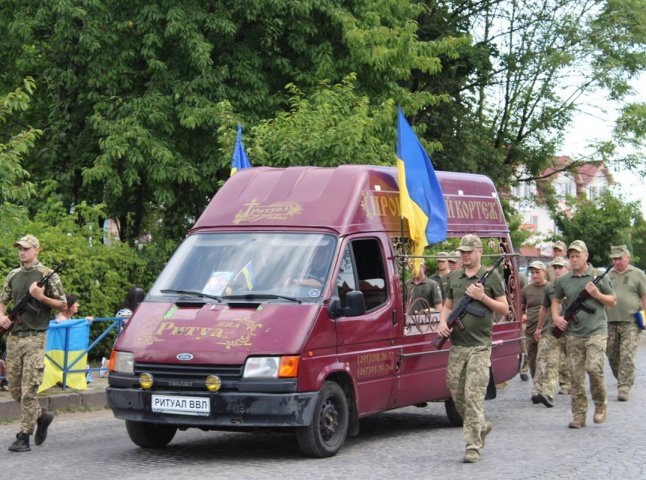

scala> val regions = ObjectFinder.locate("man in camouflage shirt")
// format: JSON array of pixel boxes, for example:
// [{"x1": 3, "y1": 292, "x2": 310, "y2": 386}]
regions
[
  {"x1": 437, "y1": 235, "x2": 508, "y2": 464},
  {"x1": 521, "y1": 261, "x2": 548, "y2": 389},
  {"x1": 0, "y1": 235, "x2": 66, "y2": 452},
  {"x1": 606, "y1": 245, "x2": 646, "y2": 402}
]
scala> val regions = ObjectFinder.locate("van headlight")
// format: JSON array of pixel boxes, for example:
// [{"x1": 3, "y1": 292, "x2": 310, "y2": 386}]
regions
[
  {"x1": 243, "y1": 356, "x2": 300, "y2": 378},
  {"x1": 113, "y1": 351, "x2": 135, "y2": 374}
]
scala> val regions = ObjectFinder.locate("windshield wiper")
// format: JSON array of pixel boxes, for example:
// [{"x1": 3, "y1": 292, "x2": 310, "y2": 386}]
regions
[
  {"x1": 222, "y1": 293, "x2": 302, "y2": 304},
  {"x1": 160, "y1": 289, "x2": 222, "y2": 302}
]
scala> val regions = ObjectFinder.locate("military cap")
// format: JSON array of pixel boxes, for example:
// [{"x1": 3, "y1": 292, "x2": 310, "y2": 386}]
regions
[
  {"x1": 528, "y1": 260, "x2": 546, "y2": 271},
  {"x1": 552, "y1": 241, "x2": 567, "y2": 252},
  {"x1": 551, "y1": 256, "x2": 569, "y2": 267},
  {"x1": 14, "y1": 234, "x2": 40, "y2": 249},
  {"x1": 448, "y1": 251, "x2": 460, "y2": 263},
  {"x1": 568, "y1": 240, "x2": 588, "y2": 253},
  {"x1": 436, "y1": 251, "x2": 450, "y2": 260},
  {"x1": 457, "y1": 234, "x2": 483, "y2": 252},
  {"x1": 610, "y1": 245, "x2": 630, "y2": 258}
]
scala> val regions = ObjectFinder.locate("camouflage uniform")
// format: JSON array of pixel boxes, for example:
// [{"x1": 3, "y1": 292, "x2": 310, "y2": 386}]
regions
[
  {"x1": 521, "y1": 282, "x2": 546, "y2": 380},
  {"x1": 606, "y1": 262, "x2": 646, "y2": 398},
  {"x1": 445, "y1": 264, "x2": 505, "y2": 454},
  {"x1": 532, "y1": 282, "x2": 560, "y2": 400},
  {"x1": 554, "y1": 263, "x2": 613, "y2": 422},
  {"x1": 1, "y1": 262, "x2": 66, "y2": 435}
]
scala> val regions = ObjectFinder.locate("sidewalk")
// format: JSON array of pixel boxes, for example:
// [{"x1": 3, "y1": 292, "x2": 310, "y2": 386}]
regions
[{"x1": 0, "y1": 375, "x2": 108, "y2": 423}]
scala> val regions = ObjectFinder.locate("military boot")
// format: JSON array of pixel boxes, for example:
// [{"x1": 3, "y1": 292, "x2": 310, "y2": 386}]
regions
[
  {"x1": 568, "y1": 416, "x2": 586, "y2": 429},
  {"x1": 593, "y1": 404, "x2": 607, "y2": 424},
  {"x1": 618, "y1": 388, "x2": 629, "y2": 402},
  {"x1": 463, "y1": 449, "x2": 480, "y2": 463},
  {"x1": 35, "y1": 410, "x2": 54, "y2": 446},
  {"x1": 8, "y1": 433, "x2": 30, "y2": 452}
]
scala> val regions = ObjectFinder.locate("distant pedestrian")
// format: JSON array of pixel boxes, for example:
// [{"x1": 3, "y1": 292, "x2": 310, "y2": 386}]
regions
[
  {"x1": 0, "y1": 235, "x2": 66, "y2": 452},
  {"x1": 606, "y1": 245, "x2": 646, "y2": 402},
  {"x1": 437, "y1": 235, "x2": 508, "y2": 463},
  {"x1": 551, "y1": 240, "x2": 616, "y2": 429}
]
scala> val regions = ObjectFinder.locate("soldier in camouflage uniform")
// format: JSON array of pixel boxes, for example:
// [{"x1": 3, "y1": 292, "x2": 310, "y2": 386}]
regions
[
  {"x1": 429, "y1": 251, "x2": 451, "y2": 301},
  {"x1": 531, "y1": 256, "x2": 569, "y2": 408},
  {"x1": 606, "y1": 245, "x2": 646, "y2": 402},
  {"x1": 407, "y1": 262, "x2": 443, "y2": 313},
  {"x1": 551, "y1": 240, "x2": 616, "y2": 429},
  {"x1": 521, "y1": 261, "x2": 548, "y2": 386},
  {"x1": 437, "y1": 235, "x2": 508, "y2": 464},
  {"x1": 0, "y1": 235, "x2": 66, "y2": 452}
]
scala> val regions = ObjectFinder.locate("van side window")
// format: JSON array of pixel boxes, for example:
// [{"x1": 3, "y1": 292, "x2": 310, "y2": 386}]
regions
[{"x1": 336, "y1": 240, "x2": 388, "y2": 311}]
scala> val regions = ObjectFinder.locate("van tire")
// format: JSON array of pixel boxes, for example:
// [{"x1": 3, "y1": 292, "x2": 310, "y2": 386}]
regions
[
  {"x1": 125, "y1": 420, "x2": 177, "y2": 448},
  {"x1": 444, "y1": 397, "x2": 463, "y2": 427},
  {"x1": 296, "y1": 381, "x2": 349, "y2": 458}
]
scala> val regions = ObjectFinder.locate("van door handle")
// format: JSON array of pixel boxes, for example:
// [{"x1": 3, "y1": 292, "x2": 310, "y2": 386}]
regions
[{"x1": 392, "y1": 310, "x2": 398, "y2": 326}]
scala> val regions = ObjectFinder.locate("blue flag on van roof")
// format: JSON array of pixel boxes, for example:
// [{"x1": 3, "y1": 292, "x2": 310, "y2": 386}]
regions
[
  {"x1": 230, "y1": 125, "x2": 251, "y2": 176},
  {"x1": 396, "y1": 107, "x2": 447, "y2": 273}
]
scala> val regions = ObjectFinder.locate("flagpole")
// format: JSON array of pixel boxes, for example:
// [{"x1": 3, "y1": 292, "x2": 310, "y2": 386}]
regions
[{"x1": 400, "y1": 216, "x2": 408, "y2": 312}]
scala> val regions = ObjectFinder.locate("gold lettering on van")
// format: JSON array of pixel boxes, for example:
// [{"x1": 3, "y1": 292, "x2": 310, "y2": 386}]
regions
[
  {"x1": 234, "y1": 199, "x2": 303, "y2": 224},
  {"x1": 356, "y1": 351, "x2": 395, "y2": 378},
  {"x1": 147, "y1": 319, "x2": 262, "y2": 348}
]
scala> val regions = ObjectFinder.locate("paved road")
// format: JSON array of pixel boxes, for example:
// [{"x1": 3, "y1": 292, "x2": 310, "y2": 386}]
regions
[{"x1": 1, "y1": 340, "x2": 644, "y2": 480}]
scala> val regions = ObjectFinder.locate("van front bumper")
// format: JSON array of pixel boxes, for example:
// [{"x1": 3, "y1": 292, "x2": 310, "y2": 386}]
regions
[{"x1": 106, "y1": 387, "x2": 318, "y2": 428}]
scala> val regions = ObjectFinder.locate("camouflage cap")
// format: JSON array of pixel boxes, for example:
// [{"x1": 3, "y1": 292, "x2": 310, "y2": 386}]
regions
[
  {"x1": 551, "y1": 256, "x2": 569, "y2": 267},
  {"x1": 528, "y1": 260, "x2": 546, "y2": 271},
  {"x1": 448, "y1": 251, "x2": 460, "y2": 263},
  {"x1": 610, "y1": 245, "x2": 630, "y2": 258},
  {"x1": 14, "y1": 234, "x2": 40, "y2": 249},
  {"x1": 457, "y1": 234, "x2": 483, "y2": 252},
  {"x1": 568, "y1": 240, "x2": 588, "y2": 253},
  {"x1": 552, "y1": 241, "x2": 567, "y2": 251},
  {"x1": 436, "y1": 251, "x2": 450, "y2": 260}
]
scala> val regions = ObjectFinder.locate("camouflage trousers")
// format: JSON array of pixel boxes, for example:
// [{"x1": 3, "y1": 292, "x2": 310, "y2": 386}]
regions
[
  {"x1": 532, "y1": 333, "x2": 560, "y2": 399},
  {"x1": 567, "y1": 335, "x2": 607, "y2": 418},
  {"x1": 607, "y1": 321, "x2": 642, "y2": 391},
  {"x1": 447, "y1": 345, "x2": 491, "y2": 452},
  {"x1": 558, "y1": 336, "x2": 570, "y2": 391},
  {"x1": 6, "y1": 332, "x2": 46, "y2": 435},
  {"x1": 523, "y1": 334, "x2": 539, "y2": 379}
]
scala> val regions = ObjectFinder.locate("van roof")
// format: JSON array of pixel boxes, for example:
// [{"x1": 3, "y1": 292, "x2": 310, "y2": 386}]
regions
[{"x1": 192, "y1": 165, "x2": 508, "y2": 237}]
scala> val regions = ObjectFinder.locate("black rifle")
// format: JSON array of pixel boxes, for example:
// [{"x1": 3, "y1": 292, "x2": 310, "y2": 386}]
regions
[
  {"x1": 552, "y1": 265, "x2": 612, "y2": 339},
  {"x1": 0, "y1": 264, "x2": 64, "y2": 338},
  {"x1": 432, "y1": 255, "x2": 506, "y2": 349}
]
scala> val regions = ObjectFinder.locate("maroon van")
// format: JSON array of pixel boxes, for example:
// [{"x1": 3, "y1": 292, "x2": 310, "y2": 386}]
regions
[{"x1": 106, "y1": 165, "x2": 522, "y2": 457}]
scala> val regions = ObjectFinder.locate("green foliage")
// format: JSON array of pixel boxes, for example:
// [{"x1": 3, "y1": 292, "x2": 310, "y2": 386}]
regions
[{"x1": 552, "y1": 190, "x2": 642, "y2": 267}]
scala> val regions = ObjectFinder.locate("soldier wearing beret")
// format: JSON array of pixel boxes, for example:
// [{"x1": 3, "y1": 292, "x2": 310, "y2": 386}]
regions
[
  {"x1": 606, "y1": 245, "x2": 646, "y2": 401},
  {"x1": 0, "y1": 235, "x2": 66, "y2": 452}
]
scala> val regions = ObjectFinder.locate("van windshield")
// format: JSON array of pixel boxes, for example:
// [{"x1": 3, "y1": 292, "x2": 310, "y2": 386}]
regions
[{"x1": 149, "y1": 232, "x2": 337, "y2": 302}]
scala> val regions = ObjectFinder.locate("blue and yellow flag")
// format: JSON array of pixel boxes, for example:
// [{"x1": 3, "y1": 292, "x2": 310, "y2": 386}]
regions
[
  {"x1": 234, "y1": 261, "x2": 255, "y2": 291},
  {"x1": 38, "y1": 319, "x2": 90, "y2": 392},
  {"x1": 396, "y1": 107, "x2": 447, "y2": 274},
  {"x1": 230, "y1": 125, "x2": 251, "y2": 176}
]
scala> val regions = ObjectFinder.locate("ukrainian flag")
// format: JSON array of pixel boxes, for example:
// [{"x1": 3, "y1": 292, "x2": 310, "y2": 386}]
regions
[
  {"x1": 234, "y1": 261, "x2": 255, "y2": 291},
  {"x1": 230, "y1": 125, "x2": 251, "y2": 176},
  {"x1": 38, "y1": 319, "x2": 90, "y2": 392},
  {"x1": 396, "y1": 107, "x2": 447, "y2": 274}
]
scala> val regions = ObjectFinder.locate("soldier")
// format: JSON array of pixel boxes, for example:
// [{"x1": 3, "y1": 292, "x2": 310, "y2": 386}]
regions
[
  {"x1": 532, "y1": 256, "x2": 569, "y2": 408},
  {"x1": 521, "y1": 261, "x2": 548, "y2": 388},
  {"x1": 447, "y1": 251, "x2": 461, "y2": 272},
  {"x1": 437, "y1": 235, "x2": 508, "y2": 463},
  {"x1": 551, "y1": 240, "x2": 616, "y2": 429},
  {"x1": 0, "y1": 235, "x2": 66, "y2": 452},
  {"x1": 429, "y1": 252, "x2": 451, "y2": 301},
  {"x1": 546, "y1": 241, "x2": 567, "y2": 282},
  {"x1": 548, "y1": 240, "x2": 571, "y2": 394},
  {"x1": 407, "y1": 262, "x2": 443, "y2": 313},
  {"x1": 606, "y1": 245, "x2": 646, "y2": 401}
]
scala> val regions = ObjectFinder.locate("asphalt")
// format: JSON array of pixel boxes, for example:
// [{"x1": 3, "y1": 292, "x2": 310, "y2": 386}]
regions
[{"x1": 0, "y1": 375, "x2": 108, "y2": 422}]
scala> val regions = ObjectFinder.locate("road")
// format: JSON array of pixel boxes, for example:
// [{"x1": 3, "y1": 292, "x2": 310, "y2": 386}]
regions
[{"x1": 1, "y1": 340, "x2": 644, "y2": 480}]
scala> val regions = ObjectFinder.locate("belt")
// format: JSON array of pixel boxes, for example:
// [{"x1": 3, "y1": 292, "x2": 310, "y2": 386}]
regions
[{"x1": 10, "y1": 330, "x2": 45, "y2": 338}]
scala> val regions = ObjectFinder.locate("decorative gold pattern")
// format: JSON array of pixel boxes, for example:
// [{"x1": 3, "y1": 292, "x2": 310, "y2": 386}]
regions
[{"x1": 233, "y1": 199, "x2": 303, "y2": 224}]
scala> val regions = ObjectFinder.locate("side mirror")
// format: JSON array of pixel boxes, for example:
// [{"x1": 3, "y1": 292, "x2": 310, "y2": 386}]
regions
[{"x1": 328, "y1": 290, "x2": 366, "y2": 319}]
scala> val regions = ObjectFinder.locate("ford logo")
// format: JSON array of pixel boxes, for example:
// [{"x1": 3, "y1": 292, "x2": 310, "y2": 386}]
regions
[{"x1": 176, "y1": 353, "x2": 194, "y2": 361}]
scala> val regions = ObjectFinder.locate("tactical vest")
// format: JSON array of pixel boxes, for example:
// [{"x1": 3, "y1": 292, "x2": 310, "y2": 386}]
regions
[{"x1": 10, "y1": 268, "x2": 52, "y2": 332}]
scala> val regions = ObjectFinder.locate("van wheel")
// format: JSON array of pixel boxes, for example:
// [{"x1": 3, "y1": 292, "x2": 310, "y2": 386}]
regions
[
  {"x1": 444, "y1": 397, "x2": 463, "y2": 427},
  {"x1": 126, "y1": 420, "x2": 177, "y2": 448},
  {"x1": 296, "y1": 381, "x2": 349, "y2": 458}
]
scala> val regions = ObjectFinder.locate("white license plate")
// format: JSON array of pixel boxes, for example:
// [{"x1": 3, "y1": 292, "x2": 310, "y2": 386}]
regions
[{"x1": 151, "y1": 394, "x2": 210, "y2": 416}]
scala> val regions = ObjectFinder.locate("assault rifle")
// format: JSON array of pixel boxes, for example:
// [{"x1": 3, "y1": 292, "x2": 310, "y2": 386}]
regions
[
  {"x1": 432, "y1": 255, "x2": 506, "y2": 350},
  {"x1": 552, "y1": 265, "x2": 612, "y2": 339},
  {"x1": 0, "y1": 264, "x2": 64, "y2": 338}
]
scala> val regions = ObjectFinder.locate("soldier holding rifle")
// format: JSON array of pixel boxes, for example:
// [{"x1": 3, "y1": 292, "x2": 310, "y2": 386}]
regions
[
  {"x1": 437, "y1": 234, "x2": 508, "y2": 464},
  {"x1": 0, "y1": 235, "x2": 66, "y2": 452},
  {"x1": 551, "y1": 240, "x2": 616, "y2": 429}
]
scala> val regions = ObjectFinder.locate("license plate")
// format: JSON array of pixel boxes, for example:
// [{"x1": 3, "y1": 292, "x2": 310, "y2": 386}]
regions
[{"x1": 151, "y1": 394, "x2": 210, "y2": 416}]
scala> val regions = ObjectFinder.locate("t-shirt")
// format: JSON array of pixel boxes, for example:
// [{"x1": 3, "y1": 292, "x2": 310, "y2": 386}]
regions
[
  {"x1": 446, "y1": 266, "x2": 506, "y2": 347},
  {"x1": 521, "y1": 282, "x2": 547, "y2": 336},
  {"x1": 607, "y1": 265, "x2": 646, "y2": 323},
  {"x1": 554, "y1": 265, "x2": 614, "y2": 337},
  {"x1": 407, "y1": 277, "x2": 442, "y2": 313}
]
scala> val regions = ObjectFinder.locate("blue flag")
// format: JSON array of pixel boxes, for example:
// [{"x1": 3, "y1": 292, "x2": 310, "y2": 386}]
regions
[
  {"x1": 396, "y1": 107, "x2": 447, "y2": 273},
  {"x1": 39, "y1": 319, "x2": 90, "y2": 392},
  {"x1": 230, "y1": 125, "x2": 251, "y2": 176}
]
